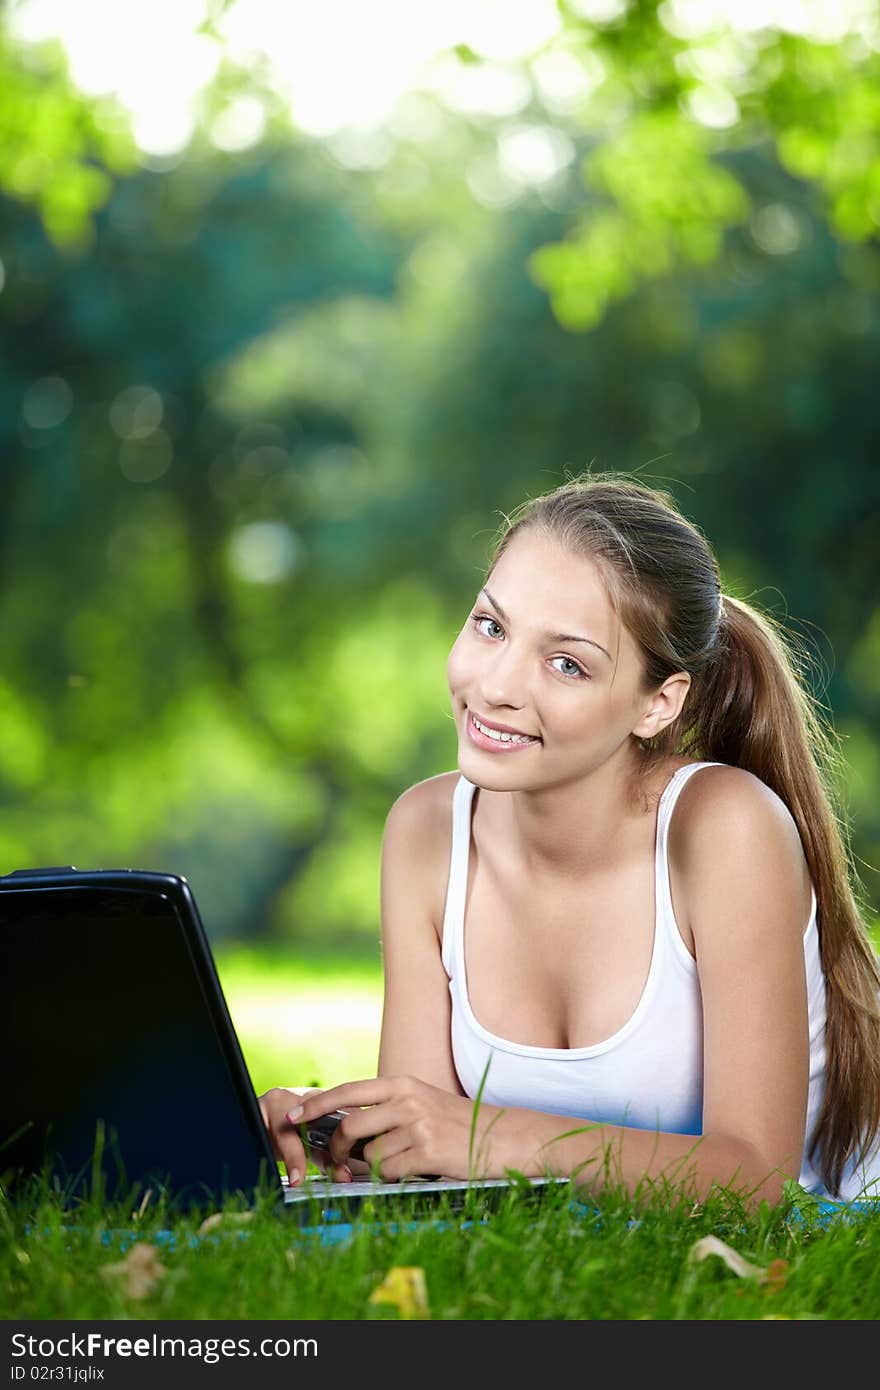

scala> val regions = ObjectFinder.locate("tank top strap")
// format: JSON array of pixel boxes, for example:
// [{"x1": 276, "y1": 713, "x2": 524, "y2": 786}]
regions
[
  {"x1": 654, "y1": 761, "x2": 726, "y2": 959},
  {"x1": 441, "y1": 775, "x2": 478, "y2": 978}
]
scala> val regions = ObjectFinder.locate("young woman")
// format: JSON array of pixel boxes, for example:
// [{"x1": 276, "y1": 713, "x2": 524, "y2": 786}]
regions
[{"x1": 260, "y1": 474, "x2": 880, "y2": 1206}]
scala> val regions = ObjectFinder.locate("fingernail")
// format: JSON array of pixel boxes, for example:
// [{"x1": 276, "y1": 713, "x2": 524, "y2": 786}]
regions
[
  {"x1": 338, "y1": 1165, "x2": 353, "y2": 1183},
  {"x1": 289, "y1": 1168, "x2": 301, "y2": 1186},
  {"x1": 286, "y1": 1105, "x2": 303, "y2": 1122}
]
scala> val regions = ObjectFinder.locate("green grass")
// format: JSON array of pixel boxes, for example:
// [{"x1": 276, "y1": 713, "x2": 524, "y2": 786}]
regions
[{"x1": 3, "y1": 1171, "x2": 880, "y2": 1319}]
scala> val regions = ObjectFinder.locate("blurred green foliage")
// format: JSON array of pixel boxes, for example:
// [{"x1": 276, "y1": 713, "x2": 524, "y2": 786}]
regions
[
  {"x1": 0, "y1": 23, "x2": 135, "y2": 247},
  {"x1": 1, "y1": 2, "x2": 878, "y2": 944},
  {"x1": 532, "y1": 4, "x2": 880, "y2": 328}
]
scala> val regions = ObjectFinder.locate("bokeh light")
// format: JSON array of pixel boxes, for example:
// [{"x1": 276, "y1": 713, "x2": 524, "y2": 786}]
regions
[{"x1": 21, "y1": 375, "x2": 73, "y2": 430}]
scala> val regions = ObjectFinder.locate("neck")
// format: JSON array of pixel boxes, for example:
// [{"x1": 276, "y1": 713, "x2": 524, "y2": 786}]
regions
[{"x1": 494, "y1": 744, "x2": 661, "y2": 882}]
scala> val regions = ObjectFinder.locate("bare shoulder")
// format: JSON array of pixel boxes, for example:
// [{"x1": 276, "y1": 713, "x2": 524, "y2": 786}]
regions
[
  {"x1": 385, "y1": 769, "x2": 459, "y2": 834},
  {"x1": 669, "y1": 763, "x2": 812, "y2": 926},
  {"x1": 383, "y1": 770, "x2": 460, "y2": 936},
  {"x1": 671, "y1": 764, "x2": 804, "y2": 853}
]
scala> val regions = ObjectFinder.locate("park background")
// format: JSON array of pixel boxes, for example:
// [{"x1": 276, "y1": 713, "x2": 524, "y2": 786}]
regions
[{"x1": 2, "y1": 0, "x2": 879, "y2": 1100}]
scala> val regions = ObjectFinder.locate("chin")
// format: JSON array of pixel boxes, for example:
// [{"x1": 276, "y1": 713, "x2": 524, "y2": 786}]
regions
[{"x1": 457, "y1": 747, "x2": 539, "y2": 792}]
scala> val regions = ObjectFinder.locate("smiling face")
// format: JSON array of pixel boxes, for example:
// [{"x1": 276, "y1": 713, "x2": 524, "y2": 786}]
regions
[{"x1": 446, "y1": 528, "x2": 672, "y2": 792}]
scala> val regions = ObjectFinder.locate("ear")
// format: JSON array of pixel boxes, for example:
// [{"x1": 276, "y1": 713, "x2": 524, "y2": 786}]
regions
[{"x1": 631, "y1": 671, "x2": 692, "y2": 740}]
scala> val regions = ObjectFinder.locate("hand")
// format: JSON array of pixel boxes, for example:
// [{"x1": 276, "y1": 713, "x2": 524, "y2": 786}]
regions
[
  {"x1": 257, "y1": 1085, "x2": 359, "y2": 1186},
  {"x1": 288, "y1": 1076, "x2": 508, "y2": 1181}
]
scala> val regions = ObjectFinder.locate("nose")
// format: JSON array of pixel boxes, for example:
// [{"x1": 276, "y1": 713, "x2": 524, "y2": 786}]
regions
[{"x1": 475, "y1": 640, "x2": 529, "y2": 711}]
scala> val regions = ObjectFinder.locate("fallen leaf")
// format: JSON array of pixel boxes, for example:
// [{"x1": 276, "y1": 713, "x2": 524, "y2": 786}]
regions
[
  {"x1": 368, "y1": 1266, "x2": 429, "y2": 1319},
  {"x1": 101, "y1": 1243, "x2": 166, "y2": 1300},
  {"x1": 688, "y1": 1235, "x2": 764, "y2": 1280},
  {"x1": 197, "y1": 1211, "x2": 254, "y2": 1236},
  {"x1": 763, "y1": 1258, "x2": 790, "y2": 1293}
]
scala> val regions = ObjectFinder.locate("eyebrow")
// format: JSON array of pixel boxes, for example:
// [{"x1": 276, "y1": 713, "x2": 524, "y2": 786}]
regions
[{"x1": 480, "y1": 589, "x2": 612, "y2": 662}]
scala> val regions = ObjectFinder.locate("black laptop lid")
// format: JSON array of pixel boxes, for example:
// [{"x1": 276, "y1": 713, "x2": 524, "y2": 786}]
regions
[{"x1": 0, "y1": 868, "x2": 278, "y2": 1206}]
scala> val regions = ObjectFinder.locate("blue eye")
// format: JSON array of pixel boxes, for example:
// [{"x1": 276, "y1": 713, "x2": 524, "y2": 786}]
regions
[
  {"x1": 470, "y1": 615, "x2": 588, "y2": 681},
  {"x1": 553, "y1": 657, "x2": 585, "y2": 680}
]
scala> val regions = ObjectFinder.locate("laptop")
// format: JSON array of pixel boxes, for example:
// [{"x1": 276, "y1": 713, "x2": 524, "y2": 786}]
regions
[{"x1": 0, "y1": 867, "x2": 565, "y2": 1222}]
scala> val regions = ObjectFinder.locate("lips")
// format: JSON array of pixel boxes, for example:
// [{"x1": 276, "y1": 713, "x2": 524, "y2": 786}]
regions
[
  {"x1": 466, "y1": 709, "x2": 541, "y2": 753},
  {"x1": 470, "y1": 711, "x2": 535, "y2": 737}
]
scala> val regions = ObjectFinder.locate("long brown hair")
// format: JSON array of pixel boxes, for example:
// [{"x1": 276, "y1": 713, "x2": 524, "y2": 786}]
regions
[{"x1": 488, "y1": 470, "x2": 880, "y2": 1196}]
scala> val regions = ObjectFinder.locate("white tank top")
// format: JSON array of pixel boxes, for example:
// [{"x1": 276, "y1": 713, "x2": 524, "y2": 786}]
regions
[{"x1": 441, "y1": 760, "x2": 880, "y2": 1201}]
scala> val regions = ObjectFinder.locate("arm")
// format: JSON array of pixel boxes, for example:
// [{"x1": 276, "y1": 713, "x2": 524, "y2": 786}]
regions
[
  {"x1": 676, "y1": 765, "x2": 811, "y2": 1203},
  {"x1": 296, "y1": 768, "x2": 811, "y2": 1206},
  {"x1": 376, "y1": 776, "x2": 465, "y2": 1094}
]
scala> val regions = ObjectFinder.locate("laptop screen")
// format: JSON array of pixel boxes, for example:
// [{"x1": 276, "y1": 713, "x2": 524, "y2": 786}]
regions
[{"x1": 0, "y1": 873, "x2": 277, "y2": 1206}]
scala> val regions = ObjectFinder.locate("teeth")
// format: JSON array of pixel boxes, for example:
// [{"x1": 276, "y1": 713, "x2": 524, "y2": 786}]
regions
[{"x1": 473, "y1": 715, "x2": 537, "y2": 744}]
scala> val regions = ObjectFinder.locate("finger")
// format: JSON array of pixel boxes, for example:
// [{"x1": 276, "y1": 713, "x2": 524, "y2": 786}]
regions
[
  {"x1": 361, "y1": 1139, "x2": 423, "y2": 1182},
  {"x1": 339, "y1": 1118, "x2": 420, "y2": 1176},
  {"x1": 291, "y1": 1079, "x2": 394, "y2": 1121},
  {"x1": 339, "y1": 1157, "x2": 371, "y2": 1181},
  {"x1": 261, "y1": 1108, "x2": 286, "y2": 1161},
  {"x1": 259, "y1": 1089, "x2": 333, "y2": 1183},
  {"x1": 259, "y1": 1089, "x2": 296, "y2": 1137},
  {"x1": 276, "y1": 1118, "x2": 314, "y2": 1186},
  {"x1": 260, "y1": 1089, "x2": 307, "y2": 1140},
  {"x1": 279, "y1": 1142, "x2": 308, "y2": 1185},
  {"x1": 326, "y1": 1101, "x2": 405, "y2": 1167}
]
